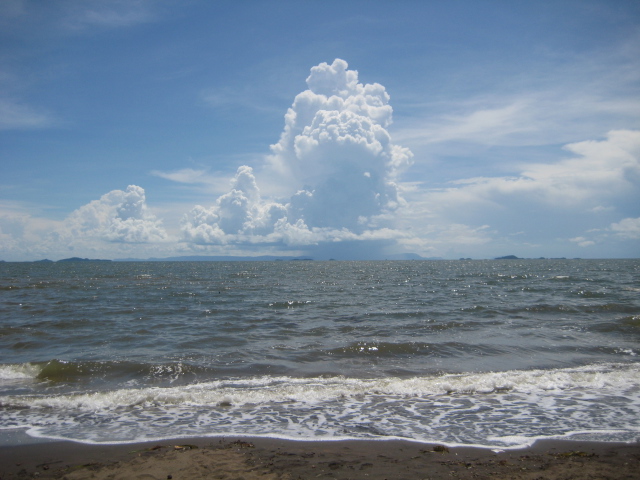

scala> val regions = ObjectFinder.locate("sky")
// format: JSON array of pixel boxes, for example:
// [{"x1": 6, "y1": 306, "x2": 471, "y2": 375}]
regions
[{"x1": 1, "y1": 0, "x2": 639, "y2": 261}]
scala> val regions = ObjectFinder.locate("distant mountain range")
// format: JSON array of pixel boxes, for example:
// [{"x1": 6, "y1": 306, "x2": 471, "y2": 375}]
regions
[{"x1": 31, "y1": 257, "x2": 112, "y2": 263}]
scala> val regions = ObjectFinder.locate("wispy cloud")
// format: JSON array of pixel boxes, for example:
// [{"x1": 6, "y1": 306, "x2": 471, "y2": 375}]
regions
[
  {"x1": 565, "y1": 216, "x2": 640, "y2": 249},
  {"x1": 150, "y1": 168, "x2": 233, "y2": 194},
  {"x1": 396, "y1": 91, "x2": 640, "y2": 150},
  {"x1": 417, "y1": 129, "x2": 640, "y2": 211},
  {"x1": 395, "y1": 36, "x2": 640, "y2": 150},
  {"x1": 61, "y1": 0, "x2": 159, "y2": 30},
  {"x1": 396, "y1": 100, "x2": 535, "y2": 147},
  {"x1": 0, "y1": 99, "x2": 52, "y2": 130},
  {"x1": 570, "y1": 236, "x2": 596, "y2": 248},
  {"x1": 152, "y1": 168, "x2": 218, "y2": 185}
]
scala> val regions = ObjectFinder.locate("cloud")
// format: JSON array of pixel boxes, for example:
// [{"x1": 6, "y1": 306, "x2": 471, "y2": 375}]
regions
[
  {"x1": 392, "y1": 221, "x2": 494, "y2": 257},
  {"x1": 64, "y1": 185, "x2": 167, "y2": 244},
  {"x1": 395, "y1": 37, "x2": 640, "y2": 150},
  {"x1": 398, "y1": 93, "x2": 640, "y2": 150},
  {"x1": 151, "y1": 168, "x2": 211, "y2": 184},
  {"x1": 422, "y1": 129, "x2": 640, "y2": 213},
  {"x1": 395, "y1": 129, "x2": 640, "y2": 257},
  {"x1": 150, "y1": 168, "x2": 232, "y2": 192},
  {"x1": 565, "y1": 216, "x2": 640, "y2": 249},
  {"x1": 181, "y1": 163, "x2": 410, "y2": 249},
  {"x1": 0, "y1": 214, "x2": 27, "y2": 252},
  {"x1": 610, "y1": 217, "x2": 640, "y2": 240},
  {"x1": 0, "y1": 99, "x2": 52, "y2": 130},
  {"x1": 181, "y1": 166, "x2": 287, "y2": 244},
  {"x1": 181, "y1": 59, "x2": 414, "y2": 253},
  {"x1": 398, "y1": 100, "x2": 536, "y2": 147},
  {"x1": 0, "y1": 186, "x2": 173, "y2": 260},
  {"x1": 271, "y1": 59, "x2": 414, "y2": 218},
  {"x1": 570, "y1": 236, "x2": 596, "y2": 248}
]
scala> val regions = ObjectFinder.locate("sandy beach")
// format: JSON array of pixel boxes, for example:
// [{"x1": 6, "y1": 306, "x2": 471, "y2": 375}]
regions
[{"x1": 1, "y1": 436, "x2": 638, "y2": 480}]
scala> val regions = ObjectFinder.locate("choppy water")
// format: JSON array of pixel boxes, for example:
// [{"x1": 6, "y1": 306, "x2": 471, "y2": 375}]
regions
[{"x1": 1, "y1": 259, "x2": 639, "y2": 448}]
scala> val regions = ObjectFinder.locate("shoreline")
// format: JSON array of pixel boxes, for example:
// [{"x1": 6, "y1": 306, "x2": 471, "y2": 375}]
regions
[{"x1": 1, "y1": 435, "x2": 638, "y2": 479}]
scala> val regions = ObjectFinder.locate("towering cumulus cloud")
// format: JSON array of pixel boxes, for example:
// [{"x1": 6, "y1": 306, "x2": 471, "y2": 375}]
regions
[
  {"x1": 182, "y1": 166, "x2": 287, "y2": 244},
  {"x1": 65, "y1": 185, "x2": 167, "y2": 244},
  {"x1": 182, "y1": 59, "x2": 413, "y2": 249}
]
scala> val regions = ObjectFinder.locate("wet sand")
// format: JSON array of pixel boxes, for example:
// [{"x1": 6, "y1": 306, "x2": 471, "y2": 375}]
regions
[{"x1": 1, "y1": 436, "x2": 639, "y2": 479}]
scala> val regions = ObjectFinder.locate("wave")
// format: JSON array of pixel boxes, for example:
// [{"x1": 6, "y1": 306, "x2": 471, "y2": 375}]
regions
[
  {"x1": 2, "y1": 362, "x2": 638, "y2": 410},
  {"x1": 0, "y1": 363, "x2": 41, "y2": 381},
  {"x1": 0, "y1": 359, "x2": 209, "y2": 386},
  {"x1": 2, "y1": 362, "x2": 638, "y2": 447}
]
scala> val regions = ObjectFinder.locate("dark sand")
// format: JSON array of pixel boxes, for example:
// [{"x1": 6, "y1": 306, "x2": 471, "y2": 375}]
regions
[{"x1": 1, "y1": 436, "x2": 639, "y2": 479}]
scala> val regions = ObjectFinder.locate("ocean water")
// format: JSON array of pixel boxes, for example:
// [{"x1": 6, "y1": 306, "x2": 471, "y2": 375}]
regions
[{"x1": 0, "y1": 259, "x2": 639, "y2": 449}]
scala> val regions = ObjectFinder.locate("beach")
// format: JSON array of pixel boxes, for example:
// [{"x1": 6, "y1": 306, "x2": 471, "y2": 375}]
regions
[{"x1": 1, "y1": 436, "x2": 639, "y2": 479}]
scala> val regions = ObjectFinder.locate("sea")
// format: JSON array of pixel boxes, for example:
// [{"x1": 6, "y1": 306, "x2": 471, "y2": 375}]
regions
[{"x1": 1, "y1": 259, "x2": 639, "y2": 449}]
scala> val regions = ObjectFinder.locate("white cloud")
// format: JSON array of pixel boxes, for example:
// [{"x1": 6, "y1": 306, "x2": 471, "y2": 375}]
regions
[
  {"x1": 394, "y1": 222, "x2": 494, "y2": 257},
  {"x1": 0, "y1": 187, "x2": 169, "y2": 260},
  {"x1": 64, "y1": 185, "x2": 167, "y2": 244},
  {"x1": 398, "y1": 92, "x2": 640, "y2": 150},
  {"x1": 563, "y1": 216, "x2": 640, "y2": 250},
  {"x1": 590, "y1": 205, "x2": 614, "y2": 213},
  {"x1": 0, "y1": 214, "x2": 27, "y2": 252},
  {"x1": 610, "y1": 217, "x2": 640, "y2": 240},
  {"x1": 570, "y1": 236, "x2": 596, "y2": 248},
  {"x1": 398, "y1": 100, "x2": 536, "y2": 147},
  {"x1": 268, "y1": 59, "x2": 412, "y2": 222},
  {"x1": 270, "y1": 59, "x2": 412, "y2": 183},
  {"x1": 422, "y1": 129, "x2": 640, "y2": 212},
  {"x1": 181, "y1": 166, "x2": 288, "y2": 244},
  {"x1": 151, "y1": 168, "x2": 211, "y2": 184},
  {"x1": 150, "y1": 168, "x2": 233, "y2": 193}
]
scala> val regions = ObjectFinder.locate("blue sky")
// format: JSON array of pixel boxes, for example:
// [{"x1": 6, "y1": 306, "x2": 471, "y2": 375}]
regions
[{"x1": 1, "y1": 0, "x2": 639, "y2": 261}]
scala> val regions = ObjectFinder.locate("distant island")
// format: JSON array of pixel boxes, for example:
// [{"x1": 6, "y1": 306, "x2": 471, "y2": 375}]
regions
[
  {"x1": 56, "y1": 257, "x2": 112, "y2": 262},
  {"x1": 16, "y1": 257, "x2": 112, "y2": 263},
  {"x1": 493, "y1": 255, "x2": 571, "y2": 260}
]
